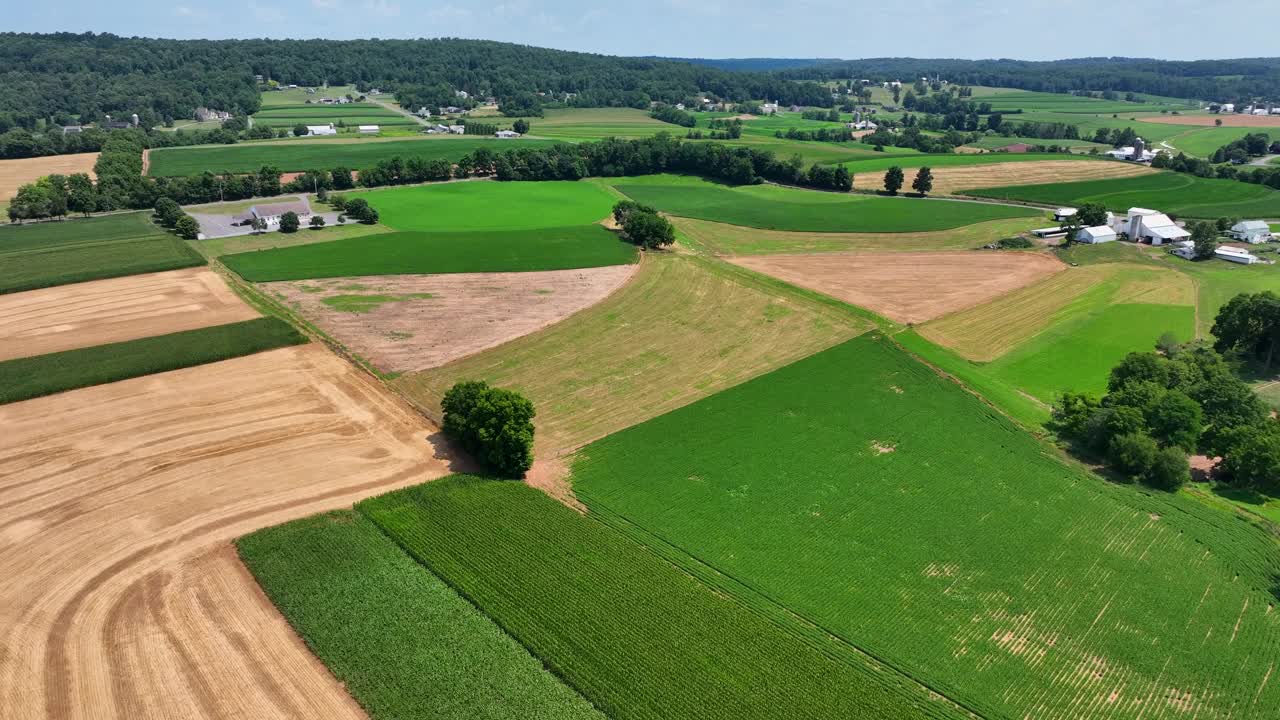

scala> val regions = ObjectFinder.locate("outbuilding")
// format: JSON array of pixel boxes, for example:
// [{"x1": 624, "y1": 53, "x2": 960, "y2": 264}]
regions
[
  {"x1": 231, "y1": 201, "x2": 312, "y2": 228},
  {"x1": 1076, "y1": 226, "x2": 1117, "y2": 244},
  {"x1": 1230, "y1": 220, "x2": 1273, "y2": 244},
  {"x1": 306, "y1": 124, "x2": 337, "y2": 136},
  {"x1": 1215, "y1": 246, "x2": 1260, "y2": 264},
  {"x1": 495, "y1": 129, "x2": 521, "y2": 138},
  {"x1": 358, "y1": 125, "x2": 380, "y2": 134},
  {"x1": 1053, "y1": 207, "x2": 1077, "y2": 222}
]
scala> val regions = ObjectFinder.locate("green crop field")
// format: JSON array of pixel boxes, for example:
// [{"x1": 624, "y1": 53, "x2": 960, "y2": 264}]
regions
[
  {"x1": 964, "y1": 170, "x2": 1280, "y2": 218},
  {"x1": 510, "y1": 107, "x2": 674, "y2": 140},
  {"x1": 0, "y1": 212, "x2": 206, "y2": 294},
  {"x1": 358, "y1": 476, "x2": 967, "y2": 720},
  {"x1": 611, "y1": 174, "x2": 1037, "y2": 232},
  {"x1": 1163, "y1": 125, "x2": 1258, "y2": 157},
  {"x1": 962, "y1": 136, "x2": 1111, "y2": 151},
  {"x1": 148, "y1": 137, "x2": 562, "y2": 176},
  {"x1": 223, "y1": 226, "x2": 635, "y2": 281},
  {"x1": 348, "y1": 180, "x2": 617, "y2": 231},
  {"x1": 673, "y1": 215, "x2": 1043, "y2": 255},
  {"x1": 978, "y1": 90, "x2": 1194, "y2": 114},
  {"x1": 841, "y1": 151, "x2": 1097, "y2": 174},
  {"x1": 570, "y1": 333, "x2": 1280, "y2": 720},
  {"x1": 238, "y1": 510, "x2": 603, "y2": 720},
  {"x1": 0, "y1": 317, "x2": 306, "y2": 404}
]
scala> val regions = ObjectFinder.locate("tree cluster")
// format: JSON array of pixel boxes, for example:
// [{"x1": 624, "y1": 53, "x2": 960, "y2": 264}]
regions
[
  {"x1": 152, "y1": 196, "x2": 200, "y2": 239},
  {"x1": 441, "y1": 380, "x2": 535, "y2": 478},
  {"x1": 613, "y1": 201, "x2": 675, "y2": 249},
  {"x1": 1210, "y1": 133, "x2": 1276, "y2": 164},
  {"x1": 650, "y1": 104, "x2": 697, "y2": 127}
]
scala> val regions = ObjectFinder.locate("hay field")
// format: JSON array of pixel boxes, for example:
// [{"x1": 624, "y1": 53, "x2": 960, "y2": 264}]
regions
[
  {"x1": 0, "y1": 152, "x2": 98, "y2": 200},
  {"x1": 0, "y1": 344, "x2": 454, "y2": 719},
  {"x1": 852, "y1": 159, "x2": 1154, "y2": 195},
  {"x1": 1140, "y1": 113, "x2": 1280, "y2": 128},
  {"x1": 674, "y1": 215, "x2": 1043, "y2": 255}
]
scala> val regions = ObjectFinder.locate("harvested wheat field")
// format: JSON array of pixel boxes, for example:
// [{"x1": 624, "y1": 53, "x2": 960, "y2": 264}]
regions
[
  {"x1": 0, "y1": 153, "x2": 98, "y2": 201},
  {"x1": 730, "y1": 250, "x2": 1064, "y2": 324},
  {"x1": 0, "y1": 268, "x2": 259, "y2": 361},
  {"x1": 0, "y1": 344, "x2": 456, "y2": 719},
  {"x1": 1139, "y1": 113, "x2": 1280, "y2": 127},
  {"x1": 852, "y1": 160, "x2": 1153, "y2": 195},
  {"x1": 264, "y1": 264, "x2": 637, "y2": 373},
  {"x1": 675, "y1": 215, "x2": 1042, "y2": 256}
]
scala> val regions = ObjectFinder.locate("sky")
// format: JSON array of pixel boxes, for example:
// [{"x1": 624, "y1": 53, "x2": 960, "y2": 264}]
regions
[{"x1": 7, "y1": 0, "x2": 1273, "y2": 61}]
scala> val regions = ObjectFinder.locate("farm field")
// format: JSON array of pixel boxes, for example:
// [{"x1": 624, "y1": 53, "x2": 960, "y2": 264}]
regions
[
  {"x1": 0, "y1": 212, "x2": 206, "y2": 294},
  {"x1": 729, "y1": 250, "x2": 1063, "y2": 324},
  {"x1": 673, "y1": 215, "x2": 1043, "y2": 255},
  {"x1": 0, "y1": 152, "x2": 98, "y2": 200},
  {"x1": 850, "y1": 159, "x2": 1153, "y2": 195},
  {"x1": 964, "y1": 170, "x2": 1280, "y2": 218},
  {"x1": 977, "y1": 90, "x2": 1196, "y2": 114},
  {"x1": 1162, "y1": 125, "x2": 1258, "y2": 157},
  {"x1": 239, "y1": 510, "x2": 603, "y2": 720},
  {"x1": 0, "y1": 316, "x2": 306, "y2": 404},
  {"x1": 393, "y1": 253, "x2": 870, "y2": 453},
  {"x1": 512, "y1": 107, "x2": 673, "y2": 140},
  {"x1": 962, "y1": 136, "x2": 1111, "y2": 151},
  {"x1": 611, "y1": 174, "x2": 1038, "y2": 232},
  {"x1": 147, "y1": 137, "x2": 561, "y2": 176},
  {"x1": 251, "y1": 103, "x2": 415, "y2": 129},
  {"x1": 264, "y1": 265, "x2": 637, "y2": 373},
  {"x1": 0, "y1": 267, "x2": 258, "y2": 361},
  {"x1": 1139, "y1": 112, "x2": 1280, "y2": 128},
  {"x1": 570, "y1": 333, "x2": 1280, "y2": 720},
  {"x1": 359, "y1": 476, "x2": 968, "y2": 720},
  {"x1": 348, "y1": 180, "x2": 616, "y2": 231},
  {"x1": 840, "y1": 151, "x2": 1100, "y2": 174},
  {"x1": 0, "y1": 344, "x2": 454, "y2": 719}
]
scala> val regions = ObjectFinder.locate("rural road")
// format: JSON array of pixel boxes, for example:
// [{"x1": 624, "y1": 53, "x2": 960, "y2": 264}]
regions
[{"x1": 371, "y1": 97, "x2": 430, "y2": 127}]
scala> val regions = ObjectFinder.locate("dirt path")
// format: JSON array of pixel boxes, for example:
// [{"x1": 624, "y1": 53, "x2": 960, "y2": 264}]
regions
[
  {"x1": 0, "y1": 268, "x2": 259, "y2": 361},
  {"x1": 140, "y1": 148, "x2": 150, "y2": 176},
  {"x1": 0, "y1": 344, "x2": 457, "y2": 719}
]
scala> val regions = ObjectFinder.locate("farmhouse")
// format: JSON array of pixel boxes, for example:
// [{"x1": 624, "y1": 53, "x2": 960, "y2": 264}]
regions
[
  {"x1": 1076, "y1": 226, "x2": 1117, "y2": 244},
  {"x1": 60, "y1": 125, "x2": 84, "y2": 135},
  {"x1": 306, "y1": 124, "x2": 337, "y2": 136},
  {"x1": 415, "y1": 107, "x2": 432, "y2": 117},
  {"x1": 1229, "y1": 220, "x2": 1272, "y2": 244},
  {"x1": 495, "y1": 129, "x2": 521, "y2": 138},
  {"x1": 1220, "y1": 103, "x2": 1235, "y2": 113},
  {"x1": 760, "y1": 102, "x2": 779, "y2": 114},
  {"x1": 1215, "y1": 246, "x2": 1260, "y2": 264},
  {"x1": 1053, "y1": 207, "x2": 1077, "y2": 222},
  {"x1": 358, "y1": 125, "x2": 380, "y2": 134},
  {"x1": 849, "y1": 120, "x2": 878, "y2": 131},
  {"x1": 231, "y1": 201, "x2": 311, "y2": 228},
  {"x1": 193, "y1": 107, "x2": 232, "y2": 122},
  {"x1": 448, "y1": 125, "x2": 466, "y2": 134}
]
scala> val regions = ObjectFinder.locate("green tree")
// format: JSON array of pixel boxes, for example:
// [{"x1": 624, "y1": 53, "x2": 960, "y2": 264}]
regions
[
  {"x1": 612, "y1": 200, "x2": 657, "y2": 225},
  {"x1": 174, "y1": 214, "x2": 200, "y2": 239},
  {"x1": 153, "y1": 197, "x2": 183, "y2": 227},
  {"x1": 331, "y1": 167, "x2": 355, "y2": 190},
  {"x1": 1108, "y1": 432, "x2": 1158, "y2": 480},
  {"x1": 1211, "y1": 291, "x2": 1280, "y2": 371},
  {"x1": 309, "y1": 214, "x2": 326, "y2": 229},
  {"x1": 883, "y1": 166, "x2": 904, "y2": 194},
  {"x1": 1147, "y1": 390, "x2": 1203, "y2": 452},
  {"x1": 67, "y1": 173, "x2": 96, "y2": 216},
  {"x1": 1191, "y1": 221, "x2": 1218, "y2": 260},
  {"x1": 441, "y1": 380, "x2": 535, "y2": 478},
  {"x1": 911, "y1": 166, "x2": 933, "y2": 196},
  {"x1": 1107, "y1": 352, "x2": 1171, "y2": 392},
  {"x1": 1219, "y1": 422, "x2": 1280, "y2": 490},
  {"x1": 512, "y1": 118, "x2": 530, "y2": 134},
  {"x1": 1146, "y1": 447, "x2": 1190, "y2": 490},
  {"x1": 1077, "y1": 202, "x2": 1108, "y2": 227},
  {"x1": 293, "y1": 123, "x2": 309, "y2": 137},
  {"x1": 621, "y1": 210, "x2": 676, "y2": 249},
  {"x1": 278, "y1": 211, "x2": 300, "y2": 233}
]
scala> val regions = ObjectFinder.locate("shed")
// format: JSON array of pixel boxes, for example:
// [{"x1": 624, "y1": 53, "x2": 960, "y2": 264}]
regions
[
  {"x1": 306, "y1": 124, "x2": 337, "y2": 136},
  {"x1": 494, "y1": 129, "x2": 521, "y2": 138},
  {"x1": 1215, "y1": 246, "x2": 1260, "y2": 264},
  {"x1": 1053, "y1": 208, "x2": 1078, "y2": 222},
  {"x1": 358, "y1": 125, "x2": 380, "y2": 134},
  {"x1": 1076, "y1": 226, "x2": 1117, "y2": 244},
  {"x1": 1230, "y1": 220, "x2": 1272, "y2": 244}
]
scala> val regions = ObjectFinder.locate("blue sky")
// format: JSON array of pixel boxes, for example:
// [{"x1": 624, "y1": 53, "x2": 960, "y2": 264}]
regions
[{"x1": 8, "y1": 0, "x2": 1270, "y2": 60}]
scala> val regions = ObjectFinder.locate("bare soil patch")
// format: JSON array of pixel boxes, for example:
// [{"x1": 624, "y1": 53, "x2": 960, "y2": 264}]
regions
[
  {"x1": 729, "y1": 250, "x2": 1064, "y2": 324},
  {"x1": 853, "y1": 160, "x2": 1153, "y2": 195},
  {"x1": 264, "y1": 265, "x2": 638, "y2": 373},
  {"x1": 1139, "y1": 114, "x2": 1280, "y2": 128},
  {"x1": 0, "y1": 268, "x2": 259, "y2": 362},
  {"x1": 0, "y1": 153, "x2": 99, "y2": 201},
  {"x1": 0, "y1": 345, "x2": 455, "y2": 718}
]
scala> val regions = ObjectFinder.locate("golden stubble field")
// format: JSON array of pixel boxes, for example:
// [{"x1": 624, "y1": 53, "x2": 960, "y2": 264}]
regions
[{"x1": 0, "y1": 153, "x2": 99, "y2": 201}]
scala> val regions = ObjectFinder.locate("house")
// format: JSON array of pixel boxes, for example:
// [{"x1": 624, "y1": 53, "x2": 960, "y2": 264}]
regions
[
  {"x1": 1172, "y1": 241, "x2": 1197, "y2": 260},
  {"x1": 358, "y1": 125, "x2": 380, "y2": 134},
  {"x1": 231, "y1": 201, "x2": 311, "y2": 228},
  {"x1": 1230, "y1": 220, "x2": 1273, "y2": 243},
  {"x1": 448, "y1": 125, "x2": 465, "y2": 135},
  {"x1": 194, "y1": 107, "x2": 231, "y2": 122},
  {"x1": 1216, "y1": 246, "x2": 1260, "y2": 264},
  {"x1": 495, "y1": 129, "x2": 521, "y2": 138},
  {"x1": 415, "y1": 107, "x2": 432, "y2": 118},
  {"x1": 1121, "y1": 209, "x2": 1190, "y2": 245},
  {"x1": 675, "y1": 103, "x2": 685, "y2": 111},
  {"x1": 368, "y1": 89, "x2": 382, "y2": 95},
  {"x1": 849, "y1": 120, "x2": 878, "y2": 131},
  {"x1": 1076, "y1": 226, "x2": 1117, "y2": 244},
  {"x1": 760, "y1": 102, "x2": 779, "y2": 114},
  {"x1": 426, "y1": 123, "x2": 452, "y2": 134},
  {"x1": 318, "y1": 97, "x2": 336, "y2": 105},
  {"x1": 996, "y1": 143, "x2": 1034, "y2": 153},
  {"x1": 1220, "y1": 103, "x2": 1235, "y2": 113},
  {"x1": 60, "y1": 125, "x2": 84, "y2": 135},
  {"x1": 306, "y1": 124, "x2": 337, "y2": 136},
  {"x1": 287, "y1": 84, "x2": 298, "y2": 89},
  {"x1": 1053, "y1": 208, "x2": 1078, "y2": 222},
  {"x1": 1254, "y1": 108, "x2": 1270, "y2": 116}
]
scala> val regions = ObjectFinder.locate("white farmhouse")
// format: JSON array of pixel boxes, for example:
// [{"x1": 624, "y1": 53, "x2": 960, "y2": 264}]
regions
[
  {"x1": 1216, "y1": 246, "x2": 1260, "y2": 264},
  {"x1": 306, "y1": 124, "x2": 337, "y2": 136},
  {"x1": 1076, "y1": 226, "x2": 1117, "y2": 244},
  {"x1": 1230, "y1": 220, "x2": 1273, "y2": 244},
  {"x1": 760, "y1": 102, "x2": 779, "y2": 114},
  {"x1": 231, "y1": 201, "x2": 312, "y2": 228},
  {"x1": 448, "y1": 125, "x2": 466, "y2": 135}
]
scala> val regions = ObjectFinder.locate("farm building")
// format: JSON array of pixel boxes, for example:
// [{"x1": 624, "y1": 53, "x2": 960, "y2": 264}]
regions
[
  {"x1": 1220, "y1": 103, "x2": 1235, "y2": 113},
  {"x1": 1053, "y1": 208, "x2": 1077, "y2": 222},
  {"x1": 849, "y1": 120, "x2": 878, "y2": 131},
  {"x1": 760, "y1": 102, "x2": 779, "y2": 114},
  {"x1": 1230, "y1": 220, "x2": 1273, "y2": 244},
  {"x1": 1076, "y1": 226, "x2": 1117, "y2": 244},
  {"x1": 1105, "y1": 138, "x2": 1158, "y2": 163},
  {"x1": 495, "y1": 129, "x2": 521, "y2": 138},
  {"x1": 1172, "y1": 241, "x2": 1197, "y2": 260},
  {"x1": 358, "y1": 125, "x2": 380, "y2": 134},
  {"x1": 448, "y1": 125, "x2": 466, "y2": 135},
  {"x1": 1112, "y1": 208, "x2": 1190, "y2": 245},
  {"x1": 1215, "y1": 246, "x2": 1261, "y2": 264},
  {"x1": 193, "y1": 107, "x2": 231, "y2": 122},
  {"x1": 306, "y1": 124, "x2": 337, "y2": 136},
  {"x1": 232, "y1": 201, "x2": 311, "y2": 228}
]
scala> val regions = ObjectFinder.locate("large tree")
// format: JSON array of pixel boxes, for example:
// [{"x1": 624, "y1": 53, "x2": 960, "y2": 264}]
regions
[
  {"x1": 911, "y1": 166, "x2": 933, "y2": 196},
  {"x1": 621, "y1": 210, "x2": 676, "y2": 249},
  {"x1": 1191, "y1": 221, "x2": 1219, "y2": 260},
  {"x1": 1211, "y1": 291, "x2": 1280, "y2": 371},
  {"x1": 441, "y1": 380, "x2": 535, "y2": 478},
  {"x1": 883, "y1": 165, "x2": 904, "y2": 195}
]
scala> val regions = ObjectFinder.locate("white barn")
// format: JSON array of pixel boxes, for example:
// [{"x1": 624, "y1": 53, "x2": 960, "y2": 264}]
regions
[
  {"x1": 306, "y1": 124, "x2": 337, "y2": 136},
  {"x1": 495, "y1": 129, "x2": 521, "y2": 138},
  {"x1": 1113, "y1": 208, "x2": 1191, "y2": 245},
  {"x1": 1230, "y1": 220, "x2": 1272, "y2": 244},
  {"x1": 1076, "y1": 226, "x2": 1117, "y2": 244},
  {"x1": 358, "y1": 125, "x2": 380, "y2": 134},
  {"x1": 1216, "y1": 246, "x2": 1260, "y2": 264}
]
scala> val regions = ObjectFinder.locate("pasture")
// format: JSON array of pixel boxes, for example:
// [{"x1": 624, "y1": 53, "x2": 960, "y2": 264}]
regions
[
  {"x1": 977, "y1": 90, "x2": 1194, "y2": 114},
  {"x1": 611, "y1": 175, "x2": 1038, "y2": 232},
  {"x1": 571, "y1": 333, "x2": 1280, "y2": 720},
  {"x1": 393, "y1": 254, "x2": 870, "y2": 453},
  {"x1": 0, "y1": 344, "x2": 453, "y2": 719},
  {"x1": 147, "y1": 137, "x2": 561, "y2": 176},
  {"x1": 239, "y1": 510, "x2": 603, "y2": 720},
  {"x1": 964, "y1": 171, "x2": 1280, "y2": 218},
  {"x1": 360, "y1": 476, "x2": 967, "y2": 720},
  {"x1": 0, "y1": 152, "x2": 98, "y2": 200},
  {"x1": 672, "y1": 215, "x2": 1043, "y2": 255},
  {"x1": 347, "y1": 180, "x2": 616, "y2": 231},
  {"x1": 0, "y1": 212, "x2": 206, "y2": 294}
]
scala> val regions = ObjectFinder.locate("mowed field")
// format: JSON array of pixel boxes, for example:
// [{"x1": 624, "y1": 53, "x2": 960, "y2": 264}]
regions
[
  {"x1": 0, "y1": 267, "x2": 258, "y2": 361},
  {"x1": 147, "y1": 137, "x2": 562, "y2": 176},
  {"x1": 0, "y1": 212, "x2": 206, "y2": 294},
  {"x1": 611, "y1": 175, "x2": 1039, "y2": 232},
  {"x1": 394, "y1": 254, "x2": 871, "y2": 453},
  {"x1": 964, "y1": 171, "x2": 1280, "y2": 218},
  {"x1": 0, "y1": 152, "x2": 98, "y2": 200},
  {"x1": 852, "y1": 159, "x2": 1154, "y2": 195},
  {"x1": 1139, "y1": 112, "x2": 1280, "y2": 128},
  {"x1": 251, "y1": 102, "x2": 415, "y2": 128},
  {"x1": 0, "y1": 344, "x2": 454, "y2": 719},
  {"x1": 729, "y1": 250, "x2": 1063, "y2": 324},
  {"x1": 673, "y1": 215, "x2": 1044, "y2": 255},
  {"x1": 570, "y1": 334, "x2": 1280, "y2": 720}
]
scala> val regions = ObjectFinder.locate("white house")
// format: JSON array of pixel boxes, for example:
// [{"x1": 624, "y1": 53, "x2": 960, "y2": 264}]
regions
[
  {"x1": 1230, "y1": 220, "x2": 1273, "y2": 244},
  {"x1": 849, "y1": 120, "x2": 878, "y2": 131},
  {"x1": 1053, "y1": 207, "x2": 1078, "y2": 222},
  {"x1": 1221, "y1": 103, "x2": 1235, "y2": 113},
  {"x1": 455, "y1": 89, "x2": 469, "y2": 99},
  {"x1": 358, "y1": 125, "x2": 380, "y2": 134},
  {"x1": 306, "y1": 124, "x2": 337, "y2": 136},
  {"x1": 495, "y1": 129, "x2": 521, "y2": 138},
  {"x1": 1216, "y1": 246, "x2": 1260, "y2": 264},
  {"x1": 415, "y1": 107, "x2": 432, "y2": 118},
  {"x1": 760, "y1": 102, "x2": 779, "y2": 114},
  {"x1": 231, "y1": 201, "x2": 311, "y2": 228},
  {"x1": 1077, "y1": 226, "x2": 1117, "y2": 244},
  {"x1": 674, "y1": 103, "x2": 685, "y2": 111}
]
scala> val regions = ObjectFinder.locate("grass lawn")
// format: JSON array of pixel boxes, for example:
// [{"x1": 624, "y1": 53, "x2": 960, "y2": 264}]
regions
[
  {"x1": 673, "y1": 215, "x2": 1043, "y2": 255},
  {"x1": 0, "y1": 317, "x2": 305, "y2": 404},
  {"x1": 195, "y1": 222, "x2": 395, "y2": 257},
  {"x1": 359, "y1": 476, "x2": 967, "y2": 720},
  {"x1": 1172, "y1": 255, "x2": 1280, "y2": 335},
  {"x1": 223, "y1": 225, "x2": 636, "y2": 281},
  {"x1": 148, "y1": 137, "x2": 562, "y2": 176},
  {"x1": 238, "y1": 510, "x2": 603, "y2": 720},
  {"x1": 348, "y1": 180, "x2": 616, "y2": 231},
  {"x1": 964, "y1": 170, "x2": 1280, "y2": 218},
  {"x1": 570, "y1": 333, "x2": 1280, "y2": 720},
  {"x1": 0, "y1": 212, "x2": 206, "y2": 294},
  {"x1": 610, "y1": 175, "x2": 1037, "y2": 233},
  {"x1": 393, "y1": 253, "x2": 871, "y2": 453}
]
